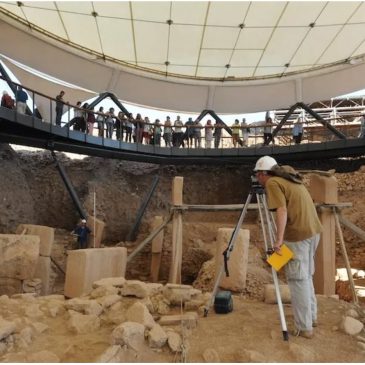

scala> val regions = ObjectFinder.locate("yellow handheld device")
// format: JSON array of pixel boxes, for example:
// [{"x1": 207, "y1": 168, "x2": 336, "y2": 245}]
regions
[{"x1": 266, "y1": 244, "x2": 294, "y2": 271}]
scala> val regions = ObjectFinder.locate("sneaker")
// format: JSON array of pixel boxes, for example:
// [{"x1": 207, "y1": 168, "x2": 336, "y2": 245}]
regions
[
  {"x1": 292, "y1": 329, "x2": 314, "y2": 339},
  {"x1": 312, "y1": 321, "x2": 318, "y2": 328}
]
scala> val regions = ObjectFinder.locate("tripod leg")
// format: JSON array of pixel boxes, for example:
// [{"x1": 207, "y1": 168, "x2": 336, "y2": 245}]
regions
[
  {"x1": 257, "y1": 193, "x2": 289, "y2": 341},
  {"x1": 204, "y1": 192, "x2": 253, "y2": 317}
]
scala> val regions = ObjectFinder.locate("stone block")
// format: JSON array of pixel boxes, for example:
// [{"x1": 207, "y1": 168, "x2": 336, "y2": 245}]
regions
[
  {"x1": 90, "y1": 286, "x2": 119, "y2": 299},
  {"x1": 309, "y1": 174, "x2": 338, "y2": 204},
  {"x1": 67, "y1": 310, "x2": 100, "y2": 334},
  {"x1": 65, "y1": 298, "x2": 103, "y2": 316},
  {"x1": 0, "y1": 278, "x2": 22, "y2": 296},
  {"x1": 103, "y1": 302, "x2": 127, "y2": 325},
  {"x1": 342, "y1": 316, "x2": 364, "y2": 336},
  {"x1": 96, "y1": 294, "x2": 121, "y2": 310},
  {"x1": 0, "y1": 318, "x2": 16, "y2": 340},
  {"x1": 16, "y1": 225, "x2": 54, "y2": 257},
  {"x1": 314, "y1": 208, "x2": 336, "y2": 295},
  {"x1": 86, "y1": 216, "x2": 105, "y2": 248},
  {"x1": 121, "y1": 280, "x2": 149, "y2": 298},
  {"x1": 126, "y1": 301, "x2": 155, "y2": 329},
  {"x1": 0, "y1": 234, "x2": 40, "y2": 280},
  {"x1": 150, "y1": 216, "x2": 164, "y2": 282},
  {"x1": 163, "y1": 284, "x2": 194, "y2": 305},
  {"x1": 96, "y1": 345, "x2": 124, "y2": 363},
  {"x1": 167, "y1": 331, "x2": 182, "y2": 353},
  {"x1": 146, "y1": 283, "x2": 163, "y2": 296},
  {"x1": 92, "y1": 277, "x2": 126, "y2": 289},
  {"x1": 111, "y1": 321, "x2": 145, "y2": 348},
  {"x1": 22, "y1": 279, "x2": 42, "y2": 296},
  {"x1": 215, "y1": 228, "x2": 249, "y2": 291},
  {"x1": 159, "y1": 312, "x2": 198, "y2": 329},
  {"x1": 172, "y1": 177, "x2": 184, "y2": 205},
  {"x1": 148, "y1": 324, "x2": 167, "y2": 348},
  {"x1": 33, "y1": 256, "x2": 51, "y2": 295},
  {"x1": 264, "y1": 284, "x2": 291, "y2": 304},
  {"x1": 64, "y1": 247, "x2": 127, "y2": 298}
]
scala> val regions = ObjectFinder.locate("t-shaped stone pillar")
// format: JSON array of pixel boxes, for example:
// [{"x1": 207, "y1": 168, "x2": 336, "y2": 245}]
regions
[{"x1": 309, "y1": 174, "x2": 337, "y2": 295}]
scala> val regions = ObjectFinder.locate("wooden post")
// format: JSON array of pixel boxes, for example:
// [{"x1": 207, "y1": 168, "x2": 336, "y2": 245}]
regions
[
  {"x1": 86, "y1": 216, "x2": 105, "y2": 248},
  {"x1": 333, "y1": 209, "x2": 358, "y2": 304},
  {"x1": 309, "y1": 174, "x2": 338, "y2": 295},
  {"x1": 169, "y1": 177, "x2": 183, "y2": 283},
  {"x1": 150, "y1": 216, "x2": 164, "y2": 282}
]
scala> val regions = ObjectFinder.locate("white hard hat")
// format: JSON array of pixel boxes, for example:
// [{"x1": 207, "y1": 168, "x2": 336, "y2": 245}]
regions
[
  {"x1": 81, "y1": 219, "x2": 87, "y2": 223},
  {"x1": 253, "y1": 156, "x2": 278, "y2": 171}
]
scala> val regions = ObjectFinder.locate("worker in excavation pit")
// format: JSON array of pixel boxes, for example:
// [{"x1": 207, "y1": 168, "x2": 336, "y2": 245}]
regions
[
  {"x1": 253, "y1": 155, "x2": 322, "y2": 339},
  {"x1": 71, "y1": 219, "x2": 91, "y2": 249}
]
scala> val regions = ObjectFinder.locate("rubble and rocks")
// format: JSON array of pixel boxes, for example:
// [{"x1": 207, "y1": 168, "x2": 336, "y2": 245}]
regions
[
  {"x1": 126, "y1": 301, "x2": 155, "y2": 329},
  {"x1": 264, "y1": 284, "x2": 291, "y2": 304},
  {"x1": 342, "y1": 316, "x2": 364, "y2": 336},
  {"x1": 148, "y1": 324, "x2": 168, "y2": 348}
]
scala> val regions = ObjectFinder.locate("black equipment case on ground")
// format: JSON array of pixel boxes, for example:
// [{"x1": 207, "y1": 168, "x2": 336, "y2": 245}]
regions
[{"x1": 214, "y1": 290, "x2": 233, "y2": 314}]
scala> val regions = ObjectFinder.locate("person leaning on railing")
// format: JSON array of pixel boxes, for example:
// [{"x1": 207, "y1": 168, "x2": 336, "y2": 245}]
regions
[
  {"x1": 231, "y1": 119, "x2": 240, "y2": 147},
  {"x1": 263, "y1": 117, "x2": 274, "y2": 144},
  {"x1": 86, "y1": 107, "x2": 96, "y2": 135},
  {"x1": 163, "y1": 116, "x2": 173, "y2": 147},
  {"x1": 115, "y1": 111, "x2": 124, "y2": 140},
  {"x1": 125, "y1": 113, "x2": 133, "y2": 142},
  {"x1": 241, "y1": 118, "x2": 250, "y2": 147},
  {"x1": 1, "y1": 91, "x2": 15, "y2": 109},
  {"x1": 292, "y1": 118, "x2": 304, "y2": 144},
  {"x1": 154, "y1": 119, "x2": 162, "y2": 146},
  {"x1": 205, "y1": 119, "x2": 213, "y2": 148},
  {"x1": 213, "y1": 120, "x2": 223, "y2": 148},
  {"x1": 193, "y1": 119, "x2": 203, "y2": 148},
  {"x1": 184, "y1": 117, "x2": 195, "y2": 147},
  {"x1": 143, "y1": 116, "x2": 152, "y2": 144},
  {"x1": 16, "y1": 86, "x2": 28, "y2": 115},
  {"x1": 96, "y1": 106, "x2": 105, "y2": 137},
  {"x1": 173, "y1": 115, "x2": 184, "y2": 147},
  {"x1": 105, "y1": 107, "x2": 115, "y2": 139},
  {"x1": 55, "y1": 90, "x2": 66, "y2": 126}
]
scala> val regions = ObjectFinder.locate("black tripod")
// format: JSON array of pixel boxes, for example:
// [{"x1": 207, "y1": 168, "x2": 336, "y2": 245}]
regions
[{"x1": 203, "y1": 176, "x2": 289, "y2": 341}]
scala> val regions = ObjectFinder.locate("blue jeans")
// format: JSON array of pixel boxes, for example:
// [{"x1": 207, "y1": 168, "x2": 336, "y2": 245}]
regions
[{"x1": 78, "y1": 239, "x2": 88, "y2": 249}]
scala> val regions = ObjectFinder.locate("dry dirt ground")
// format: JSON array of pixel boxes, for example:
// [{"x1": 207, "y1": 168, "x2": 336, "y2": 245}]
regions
[{"x1": 0, "y1": 292, "x2": 364, "y2": 363}]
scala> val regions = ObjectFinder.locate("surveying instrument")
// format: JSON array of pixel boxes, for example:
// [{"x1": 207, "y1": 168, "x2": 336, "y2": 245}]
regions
[{"x1": 203, "y1": 174, "x2": 289, "y2": 341}]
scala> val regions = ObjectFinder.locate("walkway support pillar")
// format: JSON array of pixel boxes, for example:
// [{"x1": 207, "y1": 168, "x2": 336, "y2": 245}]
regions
[{"x1": 169, "y1": 177, "x2": 183, "y2": 283}]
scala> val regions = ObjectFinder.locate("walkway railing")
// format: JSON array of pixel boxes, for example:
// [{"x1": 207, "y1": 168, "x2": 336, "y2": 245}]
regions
[{"x1": 1, "y1": 75, "x2": 365, "y2": 153}]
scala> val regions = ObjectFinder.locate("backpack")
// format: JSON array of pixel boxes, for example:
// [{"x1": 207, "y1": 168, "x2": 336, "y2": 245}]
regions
[{"x1": 271, "y1": 165, "x2": 303, "y2": 184}]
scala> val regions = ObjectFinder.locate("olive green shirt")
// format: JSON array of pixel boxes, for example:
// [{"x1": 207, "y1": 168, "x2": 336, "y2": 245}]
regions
[{"x1": 265, "y1": 176, "x2": 322, "y2": 241}]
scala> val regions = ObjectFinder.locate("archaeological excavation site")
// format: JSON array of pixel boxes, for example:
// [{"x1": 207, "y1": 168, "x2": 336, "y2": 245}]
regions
[{"x1": 0, "y1": 143, "x2": 365, "y2": 363}]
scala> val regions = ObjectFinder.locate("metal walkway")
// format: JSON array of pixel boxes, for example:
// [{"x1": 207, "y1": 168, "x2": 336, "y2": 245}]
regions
[{"x1": 1, "y1": 106, "x2": 365, "y2": 165}]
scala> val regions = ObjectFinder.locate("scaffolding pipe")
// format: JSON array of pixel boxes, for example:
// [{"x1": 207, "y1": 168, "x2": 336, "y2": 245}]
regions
[{"x1": 51, "y1": 151, "x2": 87, "y2": 219}]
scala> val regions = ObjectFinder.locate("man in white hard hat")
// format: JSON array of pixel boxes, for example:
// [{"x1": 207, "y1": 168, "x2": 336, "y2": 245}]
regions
[
  {"x1": 254, "y1": 156, "x2": 322, "y2": 339},
  {"x1": 71, "y1": 218, "x2": 91, "y2": 249}
]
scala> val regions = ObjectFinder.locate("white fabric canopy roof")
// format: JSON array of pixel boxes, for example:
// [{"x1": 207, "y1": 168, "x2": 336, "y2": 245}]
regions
[{"x1": 0, "y1": 1, "x2": 365, "y2": 113}]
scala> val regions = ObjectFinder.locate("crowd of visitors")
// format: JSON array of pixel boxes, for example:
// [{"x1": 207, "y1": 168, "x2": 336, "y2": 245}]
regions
[{"x1": 1, "y1": 86, "x2": 315, "y2": 148}]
